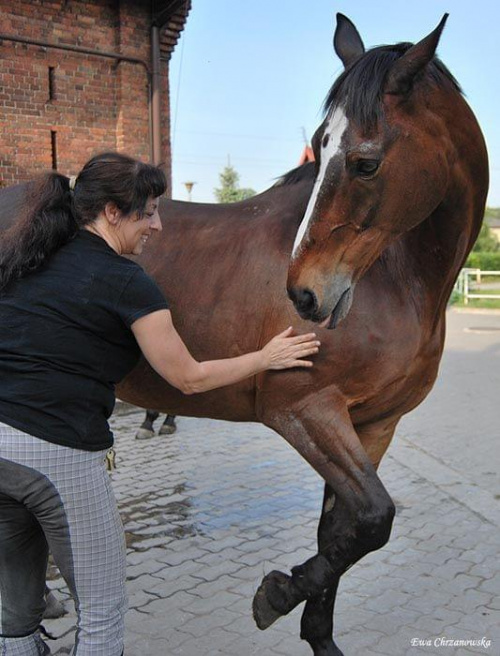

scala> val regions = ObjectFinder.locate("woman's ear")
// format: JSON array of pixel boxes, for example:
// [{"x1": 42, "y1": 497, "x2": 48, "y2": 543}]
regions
[{"x1": 103, "y1": 202, "x2": 122, "y2": 225}]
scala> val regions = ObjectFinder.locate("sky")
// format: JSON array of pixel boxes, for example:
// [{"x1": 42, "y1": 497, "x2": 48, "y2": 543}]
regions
[{"x1": 169, "y1": 1, "x2": 500, "y2": 206}]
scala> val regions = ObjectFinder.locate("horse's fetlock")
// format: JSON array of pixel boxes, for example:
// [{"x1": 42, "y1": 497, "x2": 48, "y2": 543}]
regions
[{"x1": 291, "y1": 554, "x2": 335, "y2": 599}]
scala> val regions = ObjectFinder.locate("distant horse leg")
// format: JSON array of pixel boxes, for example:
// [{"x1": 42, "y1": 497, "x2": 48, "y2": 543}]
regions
[
  {"x1": 135, "y1": 409, "x2": 160, "y2": 440},
  {"x1": 254, "y1": 392, "x2": 395, "y2": 644},
  {"x1": 159, "y1": 414, "x2": 177, "y2": 435},
  {"x1": 300, "y1": 420, "x2": 398, "y2": 655}
]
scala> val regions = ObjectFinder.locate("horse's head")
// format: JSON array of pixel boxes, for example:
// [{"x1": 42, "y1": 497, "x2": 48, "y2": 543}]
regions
[{"x1": 287, "y1": 13, "x2": 458, "y2": 328}]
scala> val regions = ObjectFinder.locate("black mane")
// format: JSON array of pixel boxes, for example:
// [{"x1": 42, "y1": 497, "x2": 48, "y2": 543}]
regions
[
  {"x1": 274, "y1": 43, "x2": 461, "y2": 186},
  {"x1": 274, "y1": 161, "x2": 316, "y2": 187},
  {"x1": 324, "y1": 42, "x2": 462, "y2": 129}
]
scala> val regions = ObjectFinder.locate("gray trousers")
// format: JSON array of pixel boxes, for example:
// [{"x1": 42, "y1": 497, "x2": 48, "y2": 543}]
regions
[{"x1": 0, "y1": 423, "x2": 127, "y2": 655}]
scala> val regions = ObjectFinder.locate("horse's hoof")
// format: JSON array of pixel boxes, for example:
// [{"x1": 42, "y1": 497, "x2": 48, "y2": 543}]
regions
[
  {"x1": 252, "y1": 570, "x2": 292, "y2": 630},
  {"x1": 43, "y1": 590, "x2": 66, "y2": 619},
  {"x1": 159, "y1": 423, "x2": 177, "y2": 435},
  {"x1": 253, "y1": 587, "x2": 282, "y2": 630},
  {"x1": 135, "y1": 427, "x2": 155, "y2": 440}
]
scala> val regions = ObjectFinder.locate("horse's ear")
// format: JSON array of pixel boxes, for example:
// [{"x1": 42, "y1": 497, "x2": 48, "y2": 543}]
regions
[
  {"x1": 384, "y1": 14, "x2": 449, "y2": 96},
  {"x1": 334, "y1": 13, "x2": 365, "y2": 68}
]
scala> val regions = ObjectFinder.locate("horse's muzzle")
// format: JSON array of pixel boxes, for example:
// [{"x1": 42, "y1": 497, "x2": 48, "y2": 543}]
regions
[
  {"x1": 288, "y1": 283, "x2": 354, "y2": 329},
  {"x1": 287, "y1": 286, "x2": 319, "y2": 320}
]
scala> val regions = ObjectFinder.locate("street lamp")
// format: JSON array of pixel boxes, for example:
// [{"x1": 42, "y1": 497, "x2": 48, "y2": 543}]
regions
[{"x1": 183, "y1": 181, "x2": 196, "y2": 202}]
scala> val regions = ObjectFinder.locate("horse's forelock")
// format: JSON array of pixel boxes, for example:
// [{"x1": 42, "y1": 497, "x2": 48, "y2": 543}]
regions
[{"x1": 324, "y1": 42, "x2": 461, "y2": 129}]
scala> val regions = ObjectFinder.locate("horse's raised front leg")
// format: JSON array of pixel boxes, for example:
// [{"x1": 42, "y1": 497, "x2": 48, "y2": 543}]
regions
[
  {"x1": 135, "y1": 409, "x2": 160, "y2": 440},
  {"x1": 254, "y1": 387, "x2": 395, "y2": 654}
]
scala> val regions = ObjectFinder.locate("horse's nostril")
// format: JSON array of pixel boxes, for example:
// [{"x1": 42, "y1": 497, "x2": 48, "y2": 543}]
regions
[{"x1": 288, "y1": 287, "x2": 318, "y2": 315}]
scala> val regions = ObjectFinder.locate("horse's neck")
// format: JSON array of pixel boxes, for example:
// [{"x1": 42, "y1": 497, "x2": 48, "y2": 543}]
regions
[
  {"x1": 162, "y1": 182, "x2": 312, "y2": 252},
  {"x1": 395, "y1": 191, "x2": 485, "y2": 322},
  {"x1": 390, "y1": 93, "x2": 488, "y2": 324}
]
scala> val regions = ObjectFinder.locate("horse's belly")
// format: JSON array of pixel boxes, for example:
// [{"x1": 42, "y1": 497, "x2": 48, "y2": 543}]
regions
[{"x1": 117, "y1": 359, "x2": 257, "y2": 422}]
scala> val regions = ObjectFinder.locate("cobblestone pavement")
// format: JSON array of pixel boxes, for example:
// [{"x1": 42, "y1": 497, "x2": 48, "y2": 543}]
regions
[{"x1": 44, "y1": 309, "x2": 500, "y2": 656}]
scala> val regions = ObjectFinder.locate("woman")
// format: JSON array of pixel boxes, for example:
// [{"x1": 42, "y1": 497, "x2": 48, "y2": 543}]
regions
[{"x1": 0, "y1": 152, "x2": 320, "y2": 655}]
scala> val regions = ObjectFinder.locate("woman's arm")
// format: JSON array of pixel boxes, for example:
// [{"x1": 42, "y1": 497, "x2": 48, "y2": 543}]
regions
[{"x1": 131, "y1": 309, "x2": 320, "y2": 395}]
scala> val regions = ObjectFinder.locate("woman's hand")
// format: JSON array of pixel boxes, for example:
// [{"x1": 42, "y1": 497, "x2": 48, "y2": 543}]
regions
[{"x1": 261, "y1": 326, "x2": 320, "y2": 370}]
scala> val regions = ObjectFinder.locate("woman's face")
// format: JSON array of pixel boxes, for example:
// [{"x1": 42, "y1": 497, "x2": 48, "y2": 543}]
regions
[{"x1": 120, "y1": 196, "x2": 162, "y2": 256}]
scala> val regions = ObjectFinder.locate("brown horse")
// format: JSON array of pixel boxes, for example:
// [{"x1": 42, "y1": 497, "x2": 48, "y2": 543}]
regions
[{"x1": 0, "y1": 14, "x2": 488, "y2": 656}]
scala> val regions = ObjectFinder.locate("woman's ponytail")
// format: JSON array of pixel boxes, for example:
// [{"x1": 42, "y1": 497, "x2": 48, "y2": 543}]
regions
[
  {"x1": 0, "y1": 151, "x2": 166, "y2": 292},
  {"x1": 0, "y1": 172, "x2": 78, "y2": 291}
]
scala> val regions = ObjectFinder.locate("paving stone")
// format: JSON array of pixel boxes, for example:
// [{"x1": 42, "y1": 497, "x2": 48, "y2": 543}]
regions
[
  {"x1": 152, "y1": 561, "x2": 202, "y2": 584},
  {"x1": 218, "y1": 614, "x2": 258, "y2": 638},
  {"x1": 233, "y1": 547, "x2": 287, "y2": 568},
  {"x1": 184, "y1": 590, "x2": 243, "y2": 613},
  {"x1": 469, "y1": 555, "x2": 499, "y2": 578},
  {"x1": 454, "y1": 605, "x2": 500, "y2": 634},
  {"x1": 435, "y1": 573, "x2": 486, "y2": 597},
  {"x1": 178, "y1": 608, "x2": 240, "y2": 637},
  {"x1": 128, "y1": 588, "x2": 161, "y2": 611},
  {"x1": 405, "y1": 589, "x2": 456, "y2": 614},
  {"x1": 363, "y1": 589, "x2": 413, "y2": 615},
  {"x1": 337, "y1": 629, "x2": 386, "y2": 653},
  {"x1": 147, "y1": 547, "x2": 200, "y2": 567},
  {"x1": 445, "y1": 589, "x2": 495, "y2": 614},
  {"x1": 193, "y1": 548, "x2": 243, "y2": 566},
  {"x1": 189, "y1": 574, "x2": 251, "y2": 601},
  {"x1": 147, "y1": 573, "x2": 201, "y2": 598},
  {"x1": 126, "y1": 558, "x2": 166, "y2": 579},
  {"x1": 432, "y1": 558, "x2": 478, "y2": 580},
  {"x1": 478, "y1": 573, "x2": 500, "y2": 595},
  {"x1": 124, "y1": 574, "x2": 163, "y2": 600},
  {"x1": 189, "y1": 559, "x2": 245, "y2": 582},
  {"x1": 371, "y1": 629, "x2": 426, "y2": 656}
]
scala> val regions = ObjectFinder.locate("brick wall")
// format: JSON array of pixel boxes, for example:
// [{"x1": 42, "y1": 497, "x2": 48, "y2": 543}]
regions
[{"x1": 0, "y1": 0, "x2": 172, "y2": 192}]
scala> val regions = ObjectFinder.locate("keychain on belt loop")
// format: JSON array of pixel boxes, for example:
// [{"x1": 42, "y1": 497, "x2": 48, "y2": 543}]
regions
[{"x1": 105, "y1": 448, "x2": 116, "y2": 471}]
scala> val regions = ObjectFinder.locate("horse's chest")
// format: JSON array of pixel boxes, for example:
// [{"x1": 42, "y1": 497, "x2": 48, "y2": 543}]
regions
[{"x1": 348, "y1": 318, "x2": 443, "y2": 422}]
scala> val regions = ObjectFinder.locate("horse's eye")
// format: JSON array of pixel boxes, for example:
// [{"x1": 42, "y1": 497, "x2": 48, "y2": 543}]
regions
[
  {"x1": 322, "y1": 133, "x2": 330, "y2": 149},
  {"x1": 355, "y1": 159, "x2": 379, "y2": 178}
]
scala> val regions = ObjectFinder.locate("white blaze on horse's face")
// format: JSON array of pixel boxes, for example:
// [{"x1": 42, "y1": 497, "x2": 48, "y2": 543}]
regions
[{"x1": 292, "y1": 107, "x2": 349, "y2": 259}]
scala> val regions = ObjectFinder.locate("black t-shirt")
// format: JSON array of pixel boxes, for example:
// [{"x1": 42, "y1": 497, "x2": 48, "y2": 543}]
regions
[{"x1": 0, "y1": 230, "x2": 168, "y2": 451}]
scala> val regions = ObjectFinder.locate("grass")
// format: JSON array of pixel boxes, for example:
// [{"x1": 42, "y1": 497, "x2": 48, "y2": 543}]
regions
[
  {"x1": 468, "y1": 275, "x2": 500, "y2": 284},
  {"x1": 451, "y1": 276, "x2": 500, "y2": 309},
  {"x1": 451, "y1": 297, "x2": 500, "y2": 310}
]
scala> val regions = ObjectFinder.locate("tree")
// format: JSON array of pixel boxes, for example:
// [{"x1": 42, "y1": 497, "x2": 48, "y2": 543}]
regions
[
  {"x1": 473, "y1": 220, "x2": 499, "y2": 252},
  {"x1": 214, "y1": 163, "x2": 255, "y2": 203}
]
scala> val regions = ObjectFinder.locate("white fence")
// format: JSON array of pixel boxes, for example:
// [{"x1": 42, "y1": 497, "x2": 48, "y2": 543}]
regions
[{"x1": 455, "y1": 268, "x2": 500, "y2": 304}]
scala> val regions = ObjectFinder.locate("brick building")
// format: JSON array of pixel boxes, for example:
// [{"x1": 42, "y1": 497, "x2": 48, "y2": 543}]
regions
[{"x1": 0, "y1": 0, "x2": 191, "y2": 193}]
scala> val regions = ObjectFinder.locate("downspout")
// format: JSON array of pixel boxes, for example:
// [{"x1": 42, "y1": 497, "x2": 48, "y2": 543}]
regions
[{"x1": 150, "y1": 24, "x2": 162, "y2": 166}]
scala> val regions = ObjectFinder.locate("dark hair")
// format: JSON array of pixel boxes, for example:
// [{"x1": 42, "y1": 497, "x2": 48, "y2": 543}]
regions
[
  {"x1": 323, "y1": 43, "x2": 461, "y2": 131},
  {"x1": 0, "y1": 152, "x2": 167, "y2": 291}
]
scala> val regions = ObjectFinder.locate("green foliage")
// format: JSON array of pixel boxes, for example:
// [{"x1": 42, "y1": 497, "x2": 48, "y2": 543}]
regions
[
  {"x1": 465, "y1": 251, "x2": 500, "y2": 270},
  {"x1": 451, "y1": 296, "x2": 500, "y2": 310},
  {"x1": 484, "y1": 206, "x2": 500, "y2": 220},
  {"x1": 472, "y1": 221, "x2": 499, "y2": 252},
  {"x1": 214, "y1": 164, "x2": 256, "y2": 203}
]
